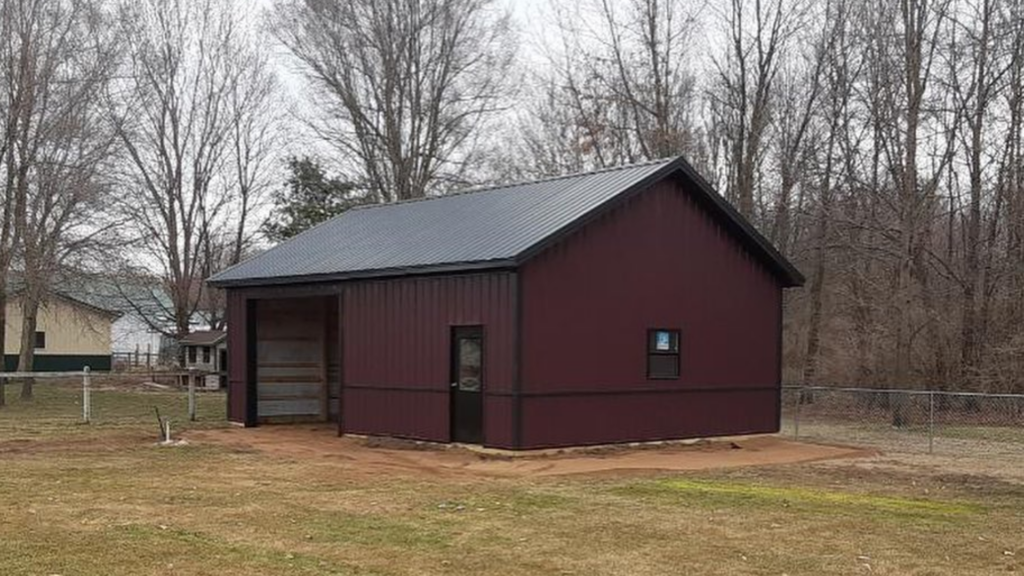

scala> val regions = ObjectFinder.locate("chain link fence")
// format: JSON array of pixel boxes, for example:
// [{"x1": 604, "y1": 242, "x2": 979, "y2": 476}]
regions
[
  {"x1": 6, "y1": 376, "x2": 1021, "y2": 455},
  {"x1": 0, "y1": 370, "x2": 227, "y2": 437},
  {"x1": 781, "y1": 385, "x2": 1024, "y2": 456}
]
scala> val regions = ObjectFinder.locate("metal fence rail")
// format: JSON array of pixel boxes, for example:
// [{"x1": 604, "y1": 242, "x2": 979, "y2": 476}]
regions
[
  {"x1": 782, "y1": 385, "x2": 1024, "y2": 456},
  {"x1": 112, "y1": 351, "x2": 162, "y2": 370}
]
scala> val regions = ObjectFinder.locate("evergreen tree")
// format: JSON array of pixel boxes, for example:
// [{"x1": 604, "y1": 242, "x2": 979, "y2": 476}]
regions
[{"x1": 263, "y1": 157, "x2": 365, "y2": 242}]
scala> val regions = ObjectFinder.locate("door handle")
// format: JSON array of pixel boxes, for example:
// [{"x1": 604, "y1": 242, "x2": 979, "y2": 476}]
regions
[{"x1": 450, "y1": 382, "x2": 458, "y2": 388}]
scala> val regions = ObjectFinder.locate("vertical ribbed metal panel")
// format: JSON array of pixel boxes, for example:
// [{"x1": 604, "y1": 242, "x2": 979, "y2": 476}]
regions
[
  {"x1": 519, "y1": 179, "x2": 784, "y2": 448},
  {"x1": 342, "y1": 272, "x2": 516, "y2": 446}
]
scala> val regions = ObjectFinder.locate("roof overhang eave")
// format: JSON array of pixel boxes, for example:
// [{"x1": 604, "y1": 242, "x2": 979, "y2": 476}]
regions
[{"x1": 206, "y1": 258, "x2": 520, "y2": 289}]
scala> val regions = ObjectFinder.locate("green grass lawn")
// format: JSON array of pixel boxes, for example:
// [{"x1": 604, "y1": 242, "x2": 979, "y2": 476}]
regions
[{"x1": 1, "y1": 385, "x2": 1022, "y2": 575}]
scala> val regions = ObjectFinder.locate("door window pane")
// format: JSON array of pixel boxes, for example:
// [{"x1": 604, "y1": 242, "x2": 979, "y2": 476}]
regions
[{"x1": 458, "y1": 338, "x2": 482, "y2": 391}]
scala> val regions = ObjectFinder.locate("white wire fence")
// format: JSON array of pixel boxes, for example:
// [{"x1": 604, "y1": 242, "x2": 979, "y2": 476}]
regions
[
  {"x1": 0, "y1": 368, "x2": 226, "y2": 436},
  {"x1": 781, "y1": 385, "x2": 1024, "y2": 456}
]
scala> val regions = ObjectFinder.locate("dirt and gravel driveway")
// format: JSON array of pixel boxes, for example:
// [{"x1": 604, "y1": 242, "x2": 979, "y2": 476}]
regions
[{"x1": 186, "y1": 425, "x2": 873, "y2": 478}]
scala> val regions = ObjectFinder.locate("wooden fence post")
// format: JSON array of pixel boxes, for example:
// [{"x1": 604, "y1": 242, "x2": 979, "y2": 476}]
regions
[
  {"x1": 82, "y1": 366, "x2": 92, "y2": 424},
  {"x1": 928, "y1": 391, "x2": 935, "y2": 454},
  {"x1": 794, "y1": 387, "x2": 801, "y2": 439},
  {"x1": 188, "y1": 368, "x2": 197, "y2": 422}
]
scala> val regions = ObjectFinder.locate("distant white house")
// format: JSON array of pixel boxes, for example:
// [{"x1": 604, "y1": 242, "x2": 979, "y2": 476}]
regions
[
  {"x1": 55, "y1": 274, "x2": 178, "y2": 366},
  {"x1": 111, "y1": 314, "x2": 169, "y2": 362}
]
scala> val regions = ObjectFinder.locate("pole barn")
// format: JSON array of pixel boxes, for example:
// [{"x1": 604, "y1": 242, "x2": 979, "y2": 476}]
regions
[{"x1": 209, "y1": 157, "x2": 804, "y2": 449}]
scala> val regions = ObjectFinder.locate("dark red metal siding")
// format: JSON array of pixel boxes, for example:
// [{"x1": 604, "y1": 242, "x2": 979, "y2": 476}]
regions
[
  {"x1": 226, "y1": 289, "x2": 248, "y2": 424},
  {"x1": 520, "y1": 179, "x2": 784, "y2": 448},
  {"x1": 342, "y1": 272, "x2": 516, "y2": 447},
  {"x1": 521, "y1": 389, "x2": 780, "y2": 447}
]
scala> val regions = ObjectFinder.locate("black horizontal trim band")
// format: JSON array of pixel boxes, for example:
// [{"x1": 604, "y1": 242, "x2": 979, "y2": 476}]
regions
[
  {"x1": 344, "y1": 384, "x2": 448, "y2": 394},
  {"x1": 342, "y1": 384, "x2": 777, "y2": 397},
  {"x1": 509, "y1": 385, "x2": 776, "y2": 398}
]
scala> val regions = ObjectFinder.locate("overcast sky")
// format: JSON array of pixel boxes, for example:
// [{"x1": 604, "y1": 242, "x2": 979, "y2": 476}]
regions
[
  {"x1": 251, "y1": 0, "x2": 722, "y2": 179},
  {"x1": 259, "y1": 0, "x2": 558, "y2": 81},
  {"x1": 254, "y1": 0, "x2": 569, "y2": 167}
]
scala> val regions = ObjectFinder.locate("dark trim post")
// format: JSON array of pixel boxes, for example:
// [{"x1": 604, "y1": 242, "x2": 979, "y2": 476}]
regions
[
  {"x1": 337, "y1": 290, "x2": 345, "y2": 437},
  {"x1": 512, "y1": 271, "x2": 523, "y2": 449},
  {"x1": 244, "y1": 298, "x2": 259, "y2": 427},
  {"x1": 775, "y1": 286, "x2": 784, "y2": 432}
]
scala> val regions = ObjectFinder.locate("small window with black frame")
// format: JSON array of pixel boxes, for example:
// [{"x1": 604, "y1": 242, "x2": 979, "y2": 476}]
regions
[
  {"x1": 34, "y1": 331, "x2": 46, "y2": 350},
  {"x1": 188, "y1": 346, "x2": 197, "y2": 364},
  {"x1": 647, "y1": 329, "x2": 680, "y2": 379}
]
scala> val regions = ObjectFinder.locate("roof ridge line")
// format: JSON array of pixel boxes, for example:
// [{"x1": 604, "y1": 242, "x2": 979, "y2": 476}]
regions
[{"x1": 348, "y1": 156, "x2": 680, "y2": 212}]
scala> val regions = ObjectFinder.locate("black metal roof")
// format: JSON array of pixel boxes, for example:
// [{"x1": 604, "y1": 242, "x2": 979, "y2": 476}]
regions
[{"x1": 209, "y1": 156, "x2": 804, "y2": 288}]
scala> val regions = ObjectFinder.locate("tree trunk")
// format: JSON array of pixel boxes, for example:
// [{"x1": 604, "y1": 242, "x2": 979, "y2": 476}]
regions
[
  {"x1": 914, "y1": 253, "x2": 947, "y2": 386},
  {"x1": 17, "y1": 294, "x2": 39, "y2": 399},
  {"x1": 961, "y1": 2, "x2": 991, "y2": 391},
  {"x1": 0, "y1": 281, "x2": 6, "y2": 407},
  {"x1": 801, "y1": 247, "x2": 826, "y2": 386},
  {"x1": 774, "y1": 170, "x2": 794, "y2": 254},
  {"x1": 895, "y1": 0, "x2": 925, "y2": 390},
  {"x1": 801, "y1": 131, "x2": 837, "y2": 395},
  {"x1": 799, "y1": 213, "x2": 827, "y2": 406}
]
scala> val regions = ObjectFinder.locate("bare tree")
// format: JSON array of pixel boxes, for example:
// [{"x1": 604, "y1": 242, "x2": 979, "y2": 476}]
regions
[
  {"x1": 884, "y1": 0, "x2": 955, "y2": 390},
  {"x1": 0, "y1": 0, "x2": 116, "y2": 398},
  {"x1": 0, "y1": 0, "x2": 17, "y2": 405},
  {"x1": 273, "y1": 0, "x2": 516, "y2": 201},
  {"x1": 798, "y1": 0, "x2": 855, "y2": 389},
  {"x1": 943, "y1": 0, "x2": 1013, "y2": 388},
  {"x1": 504, "y1": 0, "x2": 1024, "y2": 395},
  {"x1": 768, "y1": 30, "x2": 827, "y2": 254},
  {"x1": 225, "y1": 37, "x2": 281, "y2": 267},
  {"x1": 110, "y1": 0, "x2": 278, "y2": 338},
  {"x1": 520, "y1": 0, "x2": 704, "y2": 176},
  {"x1": 1004, "y1": 1, "x2": 1024, "y2": 336},
  {"x1": 709, "y1": 0, "x2": 808, "y2": 220}
]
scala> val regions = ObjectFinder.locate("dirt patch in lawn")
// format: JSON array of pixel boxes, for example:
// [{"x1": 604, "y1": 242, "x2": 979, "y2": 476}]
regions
[{"x1": 186, "y1": 426, "x2": 872, "y2": 478}]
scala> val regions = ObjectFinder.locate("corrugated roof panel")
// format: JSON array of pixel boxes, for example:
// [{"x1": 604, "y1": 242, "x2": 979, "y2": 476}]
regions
[{"x1": 211, "y1": 158, "x2": 676, "y2": 285}]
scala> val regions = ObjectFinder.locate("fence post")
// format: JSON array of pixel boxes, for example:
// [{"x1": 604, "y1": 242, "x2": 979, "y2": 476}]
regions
[
  {"x1": 188, "y1": 367, "x2": 197, "y2": 422},
  {"x1": 928, "y1": 391, "x2": 935, "y2": 454},
  {"x1": 794, "y1": 387, "x2": 802, "y2": 439},
  {"x1": 82, "y1": 366, "x2": 91, "y2": 424}
]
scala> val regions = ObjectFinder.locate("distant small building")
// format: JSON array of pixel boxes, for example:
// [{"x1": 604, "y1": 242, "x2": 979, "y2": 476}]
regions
[
  {"x1": 178, "y1": 330, "x2": 227, "y2": 389},
  {"x1": 4, "y1": 292, "x2": 121, "y2": 372}
]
